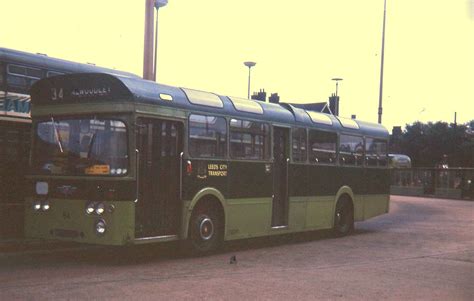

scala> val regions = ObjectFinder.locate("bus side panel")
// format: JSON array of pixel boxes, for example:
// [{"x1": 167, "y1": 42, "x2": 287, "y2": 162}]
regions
[
  {"x1": 288, "y1": 197, "x2": 307, "y2": 230},
  {"x1": 303, "y1": 165, "x2": 340, "y2": 230},
  {"x1": 366, "y1": 168, "x2": 391, "y2": 195},
  {"x1": 353, "y1": 195, "x2": 365, "y2": 222},
  {"x1": 183, "y1": 160, "x2": 273, "y2": 240},
  {"x1": 304, "y1": 196, "x2": 334, "y2": 229},
  {"x1": 225, "y1": 198, "x2": 272, "y2": 240},
  {"x1": 225, "y1": 161, "x2": 272, "y2": 239},
  {"x1": 364, "y1": 167, "x2": 390, "y2": 219},
  {"x1": 338, "y1": 166, "x2": 369, "y2": 222},
  {"x1": 182, "y1": 159, "x2": 229, "y2": 203},
  {"x1": 363, "y1": 194, "x2": 390, "y2": 220},
  {"x1": 288, "y1": 164, "x2": 308, "y2": 230}
]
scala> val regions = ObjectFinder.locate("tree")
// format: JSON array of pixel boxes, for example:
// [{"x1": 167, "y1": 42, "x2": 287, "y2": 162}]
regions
[{"x1": 396, "y1": 120, "x2": 473, "y2": 167}]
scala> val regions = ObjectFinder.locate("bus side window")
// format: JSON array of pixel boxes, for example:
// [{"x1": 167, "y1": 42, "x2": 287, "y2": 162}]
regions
[
  {"x1": 309, "y1": 129, "x2": 337, "y2": 164},
  {"x1": 0, "y1": 63, "x2": 4, "y2": 87},
  {"x1": 230, "y1": 119, "x2": 269, "y2": 160},
  {"x1": 366, "y1": 138, "x2": 388, "y2": 167},
  {"x1": 7, "y1": 64, "x2": 43, "y2": 91},
  {"x1": 291, "y1": 128, "x2": 307, "y2": 163},
  {"x1": 339, "y1": 135, "x2": 364, "y2": 166},
  {"x1": 7, "y1": 73, "x2": 28, "y2": 89},
  {"x1": 188, "y1": 114, "x2": 227, "y2": 158}
]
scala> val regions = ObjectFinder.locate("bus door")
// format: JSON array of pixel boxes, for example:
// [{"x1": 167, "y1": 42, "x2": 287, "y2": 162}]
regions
[
  {"x1": 135, "y1": 118, "x2": 183, "y2": 238},
  {"x1": 272, "y1": 127, "x2": 289, "y2": 227}
]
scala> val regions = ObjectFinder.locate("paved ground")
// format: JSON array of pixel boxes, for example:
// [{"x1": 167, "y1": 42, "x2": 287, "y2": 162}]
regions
[{"x1": 0, "y1": 196, "x2": 472, "y2": 300}]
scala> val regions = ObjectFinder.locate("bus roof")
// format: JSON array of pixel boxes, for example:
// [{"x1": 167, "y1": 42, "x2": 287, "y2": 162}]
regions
[
  {"x1": 31, "y1": 73, "x2": 389, "y2": 139},
  {"x1": 0, "y1": 47, "x2": 139, "y2": 78}
]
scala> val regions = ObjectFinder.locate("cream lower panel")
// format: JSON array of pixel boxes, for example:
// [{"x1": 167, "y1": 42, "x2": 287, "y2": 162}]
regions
[
  {"x1": 288, "y1": 197, "x2": 307, "y2": 230},
  {"x1": 225, "y1": 198, "x2": 273, "y2": 240},
  {"x1": 226, "y1": 196, "x2": 334, "y2": 240},
  {"x1": 363, "y1": 194, "x2": 390, "y2": 220},
  {"x1": 213, "y1": 194, "x2": 389, "y2": 241},
  {"x1": 225, "y1": 196, "x2": 344, "y2": 240},
  {"x1": 353, "y1": 195, "x2": 365, "y2": 222},
  {"x1": 302, "y1": 196, "x2": 335, "y2": 230}
]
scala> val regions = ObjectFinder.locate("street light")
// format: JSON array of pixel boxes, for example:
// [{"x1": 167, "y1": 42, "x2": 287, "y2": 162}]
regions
[
  {"x1": 153, "y1": 0, "x2": 168, "y2": 81},
  {"x1": 332, "y1": 78, "x2": 343, "y2": 116},
  {"x1": 332, "y1": 78, "x2": 343, "y2": 97},
  {"x1": 244, "y1": 61, "x2": 256, "y2": 99}
]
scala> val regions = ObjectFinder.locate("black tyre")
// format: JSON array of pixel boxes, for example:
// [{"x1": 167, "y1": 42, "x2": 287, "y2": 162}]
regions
[
  {"x1": 188, "y1": 203, "x2": 222, "y2": 254},
  {"x1": 333, "y1": 198, "x2": 354, "y2": 237}
]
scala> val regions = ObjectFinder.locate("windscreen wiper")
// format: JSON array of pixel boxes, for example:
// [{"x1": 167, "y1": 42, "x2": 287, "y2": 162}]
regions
[
  {"x1": 87, "y1": 132, "x2": 96, "y2": 159},
  {"x1": 51, "y1": 116, "x2": 64, "y2": 153},
  {"x1": 87, "y1": 116, "x2": 98, "y2": 159}
]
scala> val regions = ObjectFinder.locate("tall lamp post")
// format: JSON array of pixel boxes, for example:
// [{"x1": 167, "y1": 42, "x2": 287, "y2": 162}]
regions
[
  {"x1": 378, "y1": 0, "x2": 387, "y2": 124},
  {"x1": 143, "y1": 0, "x2": 167, "y2": 81},
  {"x1": 244, "y1": 61, "x2": 256, "y2": 99},
  {"x1": 332, "y1": 78, "x2": 343, "y2": 116},
  {"x1": 143, "y1": 0, "x2": 154, "y2": 80},
  {"x1": 153, "y1": 0, "x2": 168, "y2": 82}
]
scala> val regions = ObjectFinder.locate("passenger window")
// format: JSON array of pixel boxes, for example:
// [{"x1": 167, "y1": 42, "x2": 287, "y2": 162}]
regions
[
  {"x1": 188, "y1": 114, "x2": 227, "y2": 158},
  {"x1": 0, "y1": 63, "x2": 4, "y2": 86},
  {"x1": 366, "y1": 138, "x2": 388, "y2": 167},
  {"x1": 339, "y1": 135, "x2": 364, "y2": 166},
  {"x1": 7, "y1": 75, "x2": 28, "y2": 88},
  {"x1": 292, "y1": 128, "x2": 307, "y2": 162},
  {"x1": 8, "y1": 65, "x2": 26, "y2": 76},
  {"x1": 230, "y1": 119, "x2": 269, "y2": 160},
  {"x1": 309, "y1": 130, "x2": 337, "y2": 164},
  {"x1": 7, "y1": 64, "x2": 42, "y2": 90},
  {"x1": 26, "y1": 67, "x2": 43, "y2": 79}
]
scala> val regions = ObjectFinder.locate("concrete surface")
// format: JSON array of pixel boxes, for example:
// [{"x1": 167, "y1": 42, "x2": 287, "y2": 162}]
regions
[{"x1": 0, "y1": 196, "x2": 472, "y2": 300}]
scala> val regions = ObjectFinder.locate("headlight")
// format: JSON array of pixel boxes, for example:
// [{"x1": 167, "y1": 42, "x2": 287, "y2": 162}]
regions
[
  {"x1": 33, "y1": 201, "x2": 42, "y2": 211},
  {"x1": 95, "y1": 203, "x2": 105, "y2": 215},
  {"x1": 86, "y1": 202, "x2": 96, "y2": 215},
  {"x1": 95, "y1": 219, "x2": 107, "y2": 236},
  {"x1": 42, "y1": 201, "x2": 50, "y2": 211}
]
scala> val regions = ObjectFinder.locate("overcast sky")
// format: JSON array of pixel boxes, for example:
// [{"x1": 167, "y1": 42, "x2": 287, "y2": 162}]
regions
[{"x1": 2, "y1": 0, "x2": 473, "y2": 130}]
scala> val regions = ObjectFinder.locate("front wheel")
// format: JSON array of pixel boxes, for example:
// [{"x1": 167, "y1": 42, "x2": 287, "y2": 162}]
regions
[
  {"x1": 333, "y1": 198, "x2": 354, "y2": 237},
  {"x1": 188, "y1": 205, "x2": 222, "y2": 254}
]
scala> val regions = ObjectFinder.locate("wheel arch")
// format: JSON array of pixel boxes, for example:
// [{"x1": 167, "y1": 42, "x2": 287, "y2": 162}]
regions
[
  {"x1": 182, "y1": 187, "x2": 227, "y2": 240},
  {"x1": 333, "y1": 186, "x2": 355, "y2": 218}
]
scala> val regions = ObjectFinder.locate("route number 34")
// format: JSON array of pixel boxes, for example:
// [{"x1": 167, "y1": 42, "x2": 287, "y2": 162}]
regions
[{"x1": 51, "y1": 88, "x2": 64, "y2": 101}]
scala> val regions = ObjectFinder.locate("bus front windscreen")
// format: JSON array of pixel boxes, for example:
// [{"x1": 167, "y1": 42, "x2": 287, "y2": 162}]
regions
[{"x1": 32, "y1": 118, "x2": 128, "y2": 176}]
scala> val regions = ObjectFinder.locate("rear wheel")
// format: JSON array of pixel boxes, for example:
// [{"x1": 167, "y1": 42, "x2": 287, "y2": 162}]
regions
[
  {"x1": 188, "y1": 203, "x2": 222, "y2": 254},
  {"x1": 333, "y1": 198, "x2": 354, "y2": 237}
]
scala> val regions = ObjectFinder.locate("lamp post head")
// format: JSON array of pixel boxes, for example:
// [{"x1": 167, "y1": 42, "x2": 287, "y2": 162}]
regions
[
  {"x1": 155, "y1": 0, "x2": 168, "y2": 8},
  {"x1": 244, "y1": 61, "x2": 256, "y2": 68},
  {"x1": 332, "y1": 78, "x2": 343, "y2": 82}
]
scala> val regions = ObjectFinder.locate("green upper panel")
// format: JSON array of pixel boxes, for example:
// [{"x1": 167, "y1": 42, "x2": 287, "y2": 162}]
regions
[{"x1": 30, "y1": 73, "x2": 389, "y2": 139}]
